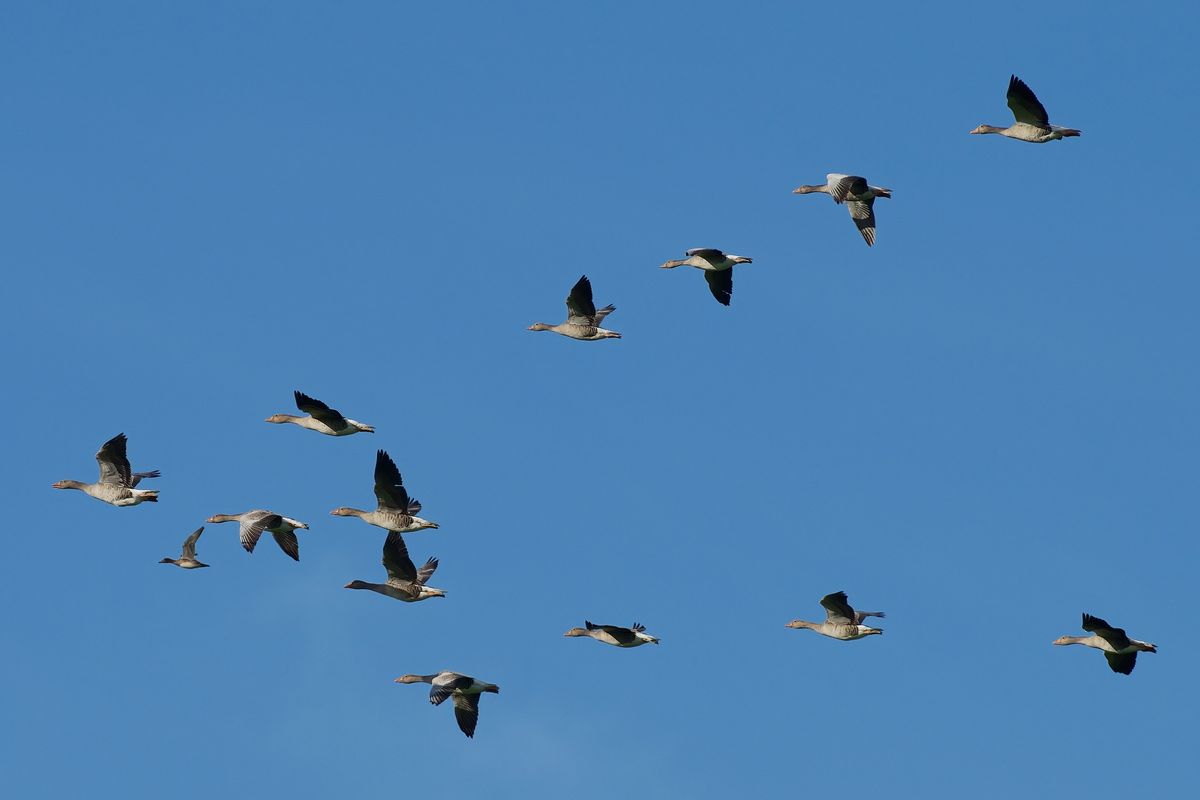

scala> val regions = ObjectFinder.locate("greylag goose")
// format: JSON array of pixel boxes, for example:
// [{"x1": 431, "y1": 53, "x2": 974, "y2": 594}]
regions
[
  {"x1": 659, "y1": 248, "x2": 752, "y2": 306},
  {"x1": 970, "y1": 75, "x2": 1081, "y2": 143},
  {"x1": 53, "y1": 433, "x2": 160, "y2": 506},
  {"x1": 1053, "y1": 613, "x2": 1157, "y2": 675},
  {"x1": 793, "y1": 175, "x2": 892, "y2": 246},
  {"x1": 345, "y1": 530, "x2": 444, "y2": 602},
  {"x1": 394, "y1": 671, "x2": 500, "y2": 738},
  {"x1": 330, "y1": 450, "x2": 439, "y2": 533},
  {"x1": 265, "y1": 390, "x2": 374, "y2": 436},
  {"x1": 528, "y1": 275, "x2": 621, "y2": 340},
  {"x1": 206, "y1": 510, "x2": 308, "y2": 561},
  {"x1": 785, "y1": 591, "x2": 885, "y2": 640},
  {"x1": 159, "y1": 526, "x2": 209, "y2": 569},
  {"x1": 564, "y1": 620, "x2": 660, "y2": 647}
]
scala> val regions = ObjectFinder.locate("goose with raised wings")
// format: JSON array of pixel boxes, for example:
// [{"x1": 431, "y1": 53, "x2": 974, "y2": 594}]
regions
[
  {"x1": 785, "y1": 591, "x2": 885, "y2": 640},
  {"x1": 265, "y1": 390, "x2": 374, "y2": 436},
  {"x1": 528, "y1": 275, "x2": 621, "y2": 340},
  {"x1": 53, "y1": 433, "x2": 160, "y2": 506},
  {"x1": 330, "y1": 450, "x2": 439, "y2": 533},
  {"x1": 970, "y1": 74, "x2": 1081, "y2": 143},
  {"x1": 345, "y1": 531, "x2": 444, "y2": 602}
]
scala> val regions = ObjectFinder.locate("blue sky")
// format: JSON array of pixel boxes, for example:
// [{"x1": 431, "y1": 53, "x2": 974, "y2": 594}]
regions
[{"x1": 2, "y1": 2, "x2": 1197, "y2": 797}]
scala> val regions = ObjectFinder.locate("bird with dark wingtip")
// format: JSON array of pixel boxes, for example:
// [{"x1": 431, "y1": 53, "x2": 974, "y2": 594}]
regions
[
  {"x1": 564, "y1": 620, "x2": 660, "y2": 647},
  {"x1": 1053, "y1": 613, "x2": 1156, "y2": 675},
  {"x1": 330, "y1": 450, "x2": 439, "y2": 533},
  {"x1": 528, "y1": 274, "x2": 621, "y2": 339},
  {"x1": 265, "y1": 390, "x2": 375, "y2": 436},
  {"x1": 786, "y1": 591, "x2": 885, "y2": 640},
  {"x1": 660, "y1": 248, "x2": 752, "y2": 305},
  {"x1": 53, "y1": 433, "x2": 160, "y2": 506},
  {"x1": 970, "y1": 74, "x2": 1081, "y2": 143},
  {"x1": 394, "y1": 672, "x2": 500, "y2": 738}
]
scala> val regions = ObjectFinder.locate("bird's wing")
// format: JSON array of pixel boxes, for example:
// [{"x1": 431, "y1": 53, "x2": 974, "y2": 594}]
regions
[
  {"x1": 239, "y1": 511, "x2": 283, "y2": 553},
  {"x1": 294, "y1": 390, "x2": 348, "y2": 429},
  {"x1": 820, "y1": 591, "x2": 857, "y2": 625},
  {"x1": 381, "y1": 531, "x2": 418, "y2": 583},
  {"x1": 1104, "y1": 651, "x2": 1137, "y2": 675},
  {"x1": 845, "y1": 198, "x2": 877, "y2": 246},
  {"x1": 1082, "y1": 614, "x2": 1132, "y2": 650},
  {"x1": 429, "y1": 674, "x2": 472, "y2": 706},
  {"x1": 415, "y1": 557, "x2": 439, "y2": 585},
  {"x1": 593, "y1": 304, "x2": 616, "y2": 326},
  {"x1": 181, "y1": 527, "x2": 204, "y2": 560},
  {"x1": 1006, "y1": 75, "x2": 1050, "y2": 128},
  {"x1": 703, "y1": 268, "x2": 733, "y2": 306},
  {"x1": 272, "y1": 530, "x2": 300, "y2": 561},
  {"x1": 452, "y1": 693, "x2": 481, "y2": 738},
  {"x1": 685, "y1": 248, "x2": 725, "y2": 261},
  {"x1": 373, "y1": 450, "x2": 412, "y2": 511},
  {"x1": 586, "y1": 621, "x2": 637, "y2": 645},
  {"x1": 565, "y1": 275, "x2": 598, "y2": 324},
  {"x1": 129, "y1": 470, "x2": 160, "y2": 488},
  {"x1": 95, "y1": 433, "x2": 133, "y2": 486},
  {"x1": 826, "y1": 174, "x2": 868, "y2": 203}
]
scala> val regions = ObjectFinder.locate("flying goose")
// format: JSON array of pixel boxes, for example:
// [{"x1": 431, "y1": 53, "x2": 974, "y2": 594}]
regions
[
  {"x1": 970, "y1": 75, "x2": 1081, "y2": 143},
  {"x1": 1053, "y1": 613, "x2": 1157, "y2": 675},
  {"x1": 785, "y1": 591, "x2": 885, "y2": 640},
  {"x1": 659, "y1": 248, "x2": 753, "y2": 306},
  {"x1": 563, "y1": 620, "x2": 660, "y2": 647},
  {"x1": 792, "y1": 175, "x2": 892, "y2": 246},
  {"x1": 52, "y1": 433, "x2": 160, "y2": 506},
  {"x1": 205, "y1": 510, "x2": 308, "y2": 561},
  {"x1": 330, "y1": 450, "x2": 439, "y2": 533},
  {"x1": 345, "y1": 530, "x2": 445, "y2": 602},
  {"x1": 528, "y1": 275, "x2": 621, "y2": 340},
  {"x1": 394, "y1": 671, "x2": 500, "y2": 738},
  {"x1": 159, "y1": 526, "x2": 209, "y2": 569},
  {"x1": 265, "y1": 390, "x2": 375, "y2": 436}
]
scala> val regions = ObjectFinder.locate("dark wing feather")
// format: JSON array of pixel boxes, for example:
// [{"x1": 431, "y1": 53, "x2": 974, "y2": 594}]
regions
[
  {"x1": 586, "y1": 621, "x2": 638, "y2": 644},
  {"x1": 452, "y1": 693, "x2": 481, "y2": 738},
  {"x1": 181, "y1": 527, "x2": 204, "y2": 560},
  {"x1": 1104, "y1": 651, "x2": 1137, "y2": 675},
  {"x1": 373, "y1": 450, "x2": 412, "y2": 511},
  {"x1": 381, "y1": 531, "x2": 417, "y2": 583},
  {"x1": 95, "y1": 433, "x2": 133, "y2": 487},
  {"x1": 703, "y1": 268, "x2": 733, "y2": 306},
  {"x1": 294, "y1": 390, "x2": 347, "y2": 429},
  {"x1": 1082, "y1": 614, "x2": 1132, "y2": 649},
  {"x1": 272, "y1": 530, "x2": 300, "y2": 561},
  {"x1": 685, "y1": 248, "x2": 726, "y2": 261},
  {"x1": 820, "y1": 591, "x2": 857, "y2": 625},
  {"x1": 429, "y1": 674, "x2": 472, "y2": 706},
  {"x1": 566, "y1": 275, "x2": 597, "y2": 323},
  {"x1": 1006, "y1": 75, "x2": 1050, "y2": 128}
]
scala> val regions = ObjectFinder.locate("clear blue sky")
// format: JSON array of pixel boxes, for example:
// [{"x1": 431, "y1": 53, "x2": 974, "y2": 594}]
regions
[{"x1": 2, "y1": 2, "x2": 1197, "y2": 797}]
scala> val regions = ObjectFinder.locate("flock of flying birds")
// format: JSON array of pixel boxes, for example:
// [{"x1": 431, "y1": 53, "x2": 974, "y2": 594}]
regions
[{"x1": 50, "y1": 75, "x2": 1156, "y2": 739}]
